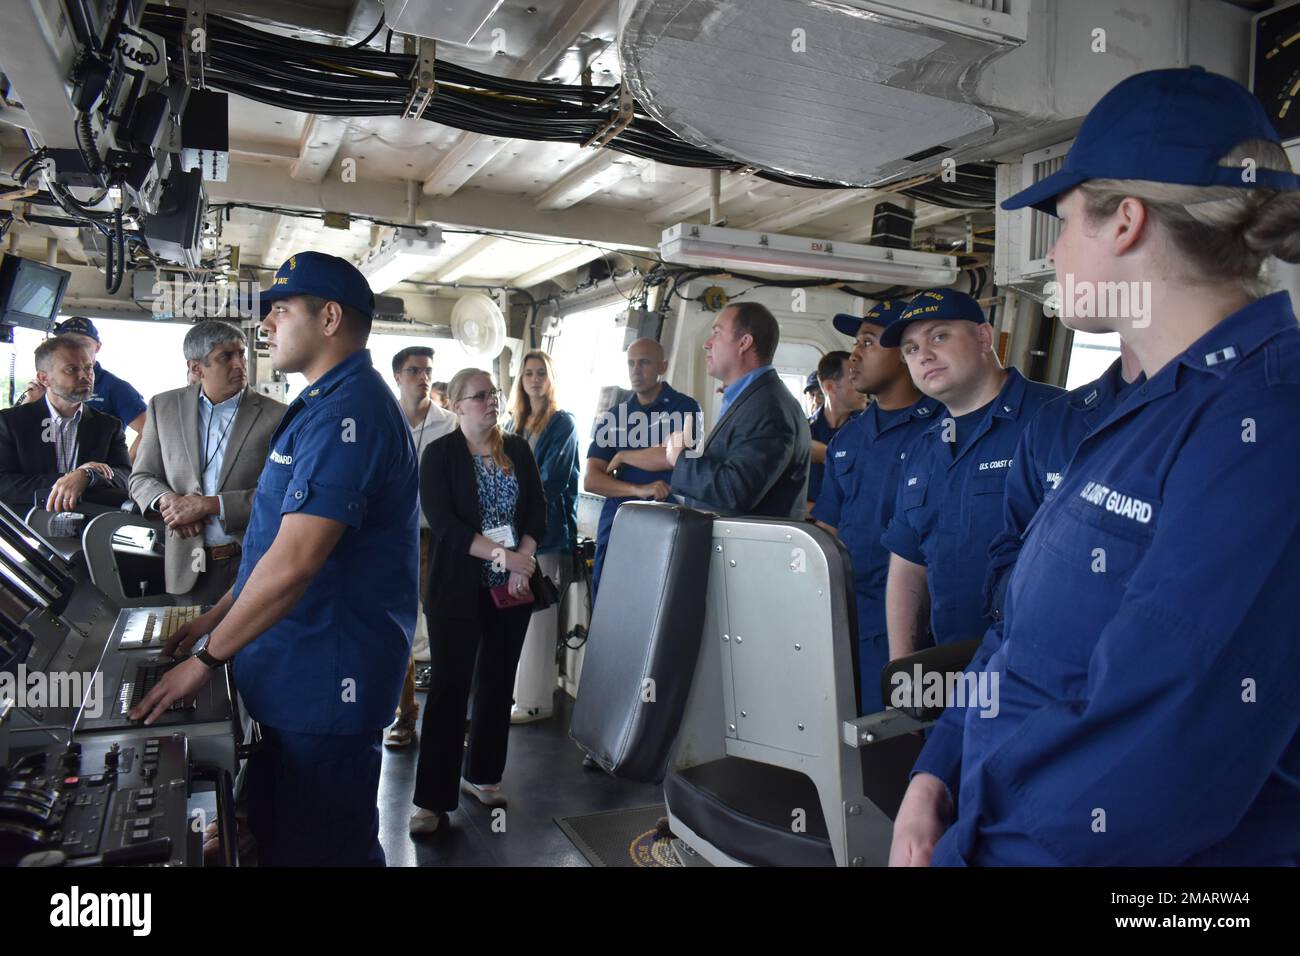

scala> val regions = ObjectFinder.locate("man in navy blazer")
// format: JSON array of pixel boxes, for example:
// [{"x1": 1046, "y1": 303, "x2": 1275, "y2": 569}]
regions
[
  {"x1": 0, "y1": 336, "x2": 131, "y2": 511},
  {"x1": 667, "y1": 302, "x2": 810, "y2": 518}
]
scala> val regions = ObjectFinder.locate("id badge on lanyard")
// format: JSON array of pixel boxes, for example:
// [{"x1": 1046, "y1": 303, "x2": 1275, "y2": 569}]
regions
[{"x1": 484, "y1": 524, "x2": 517, "y2": 549}]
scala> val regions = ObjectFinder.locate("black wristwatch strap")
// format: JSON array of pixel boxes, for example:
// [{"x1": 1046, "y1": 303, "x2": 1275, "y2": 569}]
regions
[{"x1": 195, "y1": 646, "x2": 229, "y2": 668}]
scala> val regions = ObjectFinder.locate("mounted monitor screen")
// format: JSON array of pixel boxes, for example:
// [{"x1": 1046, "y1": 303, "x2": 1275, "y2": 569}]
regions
[{"x1": 0, "y1": 254, "x2": 71, "y2": 333}]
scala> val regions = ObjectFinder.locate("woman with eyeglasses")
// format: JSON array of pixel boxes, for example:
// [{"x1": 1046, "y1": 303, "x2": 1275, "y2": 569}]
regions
[
  {"x1": 410, "y1": 368, "x2": 546, "y2": 834},
  {"x1": 506, "y1": 350, "x2": 579, "y2": 724}
]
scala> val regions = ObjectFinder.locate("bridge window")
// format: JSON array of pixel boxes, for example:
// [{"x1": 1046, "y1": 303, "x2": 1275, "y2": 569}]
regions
[{"x1": 1065, "y1": 330, "x2": 1121, "y2": 389}]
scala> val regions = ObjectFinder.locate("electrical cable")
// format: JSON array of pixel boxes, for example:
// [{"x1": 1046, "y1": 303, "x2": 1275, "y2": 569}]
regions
[{"x1": 346, "y1": 13, "x2": 385, "y2": 50}]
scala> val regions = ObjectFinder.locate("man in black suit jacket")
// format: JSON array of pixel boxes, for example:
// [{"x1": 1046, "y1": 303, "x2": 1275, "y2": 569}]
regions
[
  {"x1": 0, "y1": 335, "x2": 131, "y2": 511},
  {"x1": 612, "y1": 302, "x2": 810, "y2": 519}
]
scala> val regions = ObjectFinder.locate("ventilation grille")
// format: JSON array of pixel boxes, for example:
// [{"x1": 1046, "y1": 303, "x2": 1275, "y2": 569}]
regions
[
  {"x1": 1028, "y1": 152, "x2": 1065, "y2": 261},
  {"x1": 954, "y1": 0, "x2": 1012, "y2": 12}
]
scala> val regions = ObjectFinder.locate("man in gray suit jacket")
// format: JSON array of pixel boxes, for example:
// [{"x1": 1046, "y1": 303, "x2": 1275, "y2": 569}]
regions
[
  {"x1": 614, "y1": 302, "x2": 810, "y2": 518},
  {"x1": 130, "y1": 321, "x2": 284, "y2": 601}
]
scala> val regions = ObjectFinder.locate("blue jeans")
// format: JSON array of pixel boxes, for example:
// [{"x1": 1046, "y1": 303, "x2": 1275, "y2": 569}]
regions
[{"x1": 246, "y1": 725, "x2": 385, "y2": 866}]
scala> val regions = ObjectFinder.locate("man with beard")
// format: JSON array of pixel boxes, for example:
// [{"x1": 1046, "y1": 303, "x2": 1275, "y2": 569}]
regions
[{"x1": 0, "y1": 335, "x2": 130, "y2": 511}]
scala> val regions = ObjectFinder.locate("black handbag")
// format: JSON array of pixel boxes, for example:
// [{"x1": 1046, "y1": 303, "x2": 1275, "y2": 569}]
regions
[{"x1": 529, "y1": 570, "x2": 561, "y2": 611}]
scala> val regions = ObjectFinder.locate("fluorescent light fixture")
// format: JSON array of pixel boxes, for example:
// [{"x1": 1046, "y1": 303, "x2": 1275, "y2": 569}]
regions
[
  {"x1": 659, "y1": 223, "x2": 958, "y2": 286},
  {"x1": 360, "y1": 226, "x2": 444, "y2": 293}
]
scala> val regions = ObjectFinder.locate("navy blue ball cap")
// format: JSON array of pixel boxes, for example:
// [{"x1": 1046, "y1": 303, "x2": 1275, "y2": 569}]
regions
[
  {"x1": 804, "y1": 370, "x2": 820, "y2": 393},
  {"x1": 53, "y1": 316, "x2": 100, "y2": 341},
  {"x1": 259, "y1": 251, "x2": 376, "y2": 319},
  {"x1": 1004, "y1": 67, "x2": 1300, "y2": 217},
  {"x1": 831, "y1": 298, "x2": 911, "y2": 338},
  {"x1": 879, "y1": 288, "x2": 986, "y2": 348}
]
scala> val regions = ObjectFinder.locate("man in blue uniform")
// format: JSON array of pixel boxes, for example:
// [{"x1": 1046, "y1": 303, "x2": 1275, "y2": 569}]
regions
[
  {"x1": 806, "y1": 350, "x2": 865, "y2": 512},
  {"x1": 892, "y1": 67, "x2": 1300, "y2": 866},
  {"x1": 982, "y1": 345, "x2": 1140, "y2": 622},
  {"x1": 880, "y1": 289, "x2": 1061, "y2": 658},
  {"x1": 585, "y1": 337, "x2": 701, "y2": 601},
  {"x1": 52, "y1": 317, "x2": 148, "y2": 459},
  {"x1": 131, "y1": 252, "x2": 418, "y2": 867},
  {"x1": 811, "y1": 301, "x2": 937, "y2": 712}
]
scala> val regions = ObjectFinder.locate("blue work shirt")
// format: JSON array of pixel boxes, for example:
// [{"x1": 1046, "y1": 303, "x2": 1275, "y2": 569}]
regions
[
  {"x1": 983, "y1": 358, "x2": 1135, "y2": 621},
  {"x1": 924, "y1": 292, "x2": 1300, "y2": 866},
  {"x1": 881, "y1": 368, "x2": 1062, "y2": 646},
  {"x1": 524, "y1": 410, "x2": 580, "y2": 556},
  {"x1": 231, "y1": 349, "x2": 418, "y2": 736},
  {"x1": 587, "y1": 383, "x2": 701, "y2": 594},
  {"x1": 807, "y1": 405, "x2": 859, "y2": 506},
  {"x1": 719, "y1": 364, "x2": 773, "y2": 418},
  {"x1": 811, "y1": 396, "x2": 939, "y2": 710},
  {"x1": 85, "y1": 361, "x2": 147, "y2": 428}
]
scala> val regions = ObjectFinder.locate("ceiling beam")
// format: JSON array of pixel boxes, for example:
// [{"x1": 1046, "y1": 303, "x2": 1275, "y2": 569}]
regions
[
  {"x1": 535, "y1": 151, "x2": 648, "y2": 211},
  {"x1": 914, "y1": 204, "x2": 973, "y2": 230},
  {"x1": 421, "y1": 0, "x2": 610, "y2": 198},
  {"x1": 230, "y1": 138, "x2": 301, "y2": 161},
  {"x1": 209, "y1": 159, "x2": 661, "y2": 250},
  {"x1": 509, "y1": 246, "x2": 607, "y2": 289},
  {"x1": 432, "y1": 236, "x2": 511, "y2": 282},
  {"x1": 737, "y1": 188, "x2": 886, "y2": 234},
  {"x1": 290, "y1": 115, "x2": 351, "y2": 183},
  {"x1": 647, "y1": 170, "x2": 760, "y2": 224}
]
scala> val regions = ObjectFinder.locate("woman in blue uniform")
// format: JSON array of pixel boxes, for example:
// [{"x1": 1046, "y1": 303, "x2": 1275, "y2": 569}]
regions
[{"x1": 891, "y1": 66, "x2": 1300, "y2": 866}]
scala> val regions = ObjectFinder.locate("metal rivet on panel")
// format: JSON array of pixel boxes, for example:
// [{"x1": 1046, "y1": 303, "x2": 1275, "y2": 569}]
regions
[
  {"x1": 735, "y1": 636, "x2": 743, "y2": 643},
  {"x1": 852, "y1": 856, "x2": 864, "y2": 866},
  {"x1": 728, "y1": 724, "x2": 736, "y2": 732},
  {"x1": 729, "y1": 559, "x2": 736, "y2": 567},
  {"x1": 740, "y1": 711, "x2": 747, "y2": 717},
  {"x1": 722, "y1": 634, "x2": 730, "y2": 642},
  {"x1": 848, "y1": 805, "x2": 861, "y2": 816},
  {"x1": 794, "y1": 643, "x2": 801, "y2": 651},
  {"x1": 797, "y1": 723, "x2": 804, "y2": 731},
  {"x1": 715, "y1": 545, "x2": 722, "y2": 552}
]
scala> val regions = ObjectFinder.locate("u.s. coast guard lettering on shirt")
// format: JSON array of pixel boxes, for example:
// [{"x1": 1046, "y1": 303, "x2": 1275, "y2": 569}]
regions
[
  {"x1": 1078, "y1": 480, "x2": 1154, "y2": 524},
  {"x1": 979, "y1": 459, "x2": 1012, "y2": 471},
  {"x1": 270, "y1": 449, "x2": 293, "y2": 465}
]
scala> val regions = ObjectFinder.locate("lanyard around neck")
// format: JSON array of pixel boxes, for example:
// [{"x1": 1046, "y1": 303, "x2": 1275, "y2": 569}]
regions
[{"x1": 201, "y1": 391, "x2": 243, "y2": 474}]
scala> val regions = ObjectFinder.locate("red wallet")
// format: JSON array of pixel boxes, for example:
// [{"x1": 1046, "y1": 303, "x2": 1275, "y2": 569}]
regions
[{"x1": 490, "y1": 583, "x2": 534, "y2": 608}]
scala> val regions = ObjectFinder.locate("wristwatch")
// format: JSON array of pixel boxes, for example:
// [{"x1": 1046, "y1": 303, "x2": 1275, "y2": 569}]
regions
[
  {"x1": 79, "y1": 465, "x2": 97, "y2": 485},
  {"x1": 191, "y1": 633, "x2": 229, "y2": 669}
]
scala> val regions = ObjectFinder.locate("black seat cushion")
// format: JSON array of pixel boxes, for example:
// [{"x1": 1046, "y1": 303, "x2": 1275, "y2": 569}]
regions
[
  {"x1": 665, "y1": 757, "x2": 835, "y2": 867},
  {"x1": 570, "y1": 503, "x2": 713, "y2": 782}
]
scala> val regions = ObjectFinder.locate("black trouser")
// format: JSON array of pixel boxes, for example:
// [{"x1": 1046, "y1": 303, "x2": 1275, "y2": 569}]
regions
[{"x1": 413, "y1": 589, "x2": 533, "y2": 812}]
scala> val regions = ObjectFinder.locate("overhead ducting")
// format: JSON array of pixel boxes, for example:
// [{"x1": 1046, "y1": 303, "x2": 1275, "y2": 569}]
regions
[{"x1": 618, "y1": 0, "x2": 1255, "y2": 188}]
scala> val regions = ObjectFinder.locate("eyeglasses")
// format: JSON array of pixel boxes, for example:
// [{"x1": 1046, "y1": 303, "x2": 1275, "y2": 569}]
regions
[
  {"x1": 401, "y1": 367, "x2": 435, "y2": 378},
  {"x1": 461, "y1": 388, "x2": 502, "y2": 405}
]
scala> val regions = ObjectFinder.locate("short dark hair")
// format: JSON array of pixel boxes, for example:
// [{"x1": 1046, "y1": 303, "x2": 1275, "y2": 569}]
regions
[
  {"x1": 300, "y1": 294, "x2": 372, "y2": 340},
  {"x1": 392, "y1": 346, "x2": 435, "y2": 375},
  {"x1": 34, "y1": 335, "x2": 93, "y2": 372},
  {"x1": 726, "y1": 302, "x2": 779, "y2": 364},
  {"x1": 817, "y1": 350, "x2": 851, "y2": 384},
  {"x1": 431, "y1": 381, "x2": 448, "y2": 393}
]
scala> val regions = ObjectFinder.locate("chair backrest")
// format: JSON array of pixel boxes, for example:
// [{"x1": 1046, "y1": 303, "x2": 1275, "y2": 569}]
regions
[
  {"x1": 667, "y1": 518, "x2": 915, "y2": 865},
  {"x1": 569, "y1": 502, "x2": 714, "y2": 782},
  {"x1": 81, "y1": 512, "x2": 175, "y2": 609}
]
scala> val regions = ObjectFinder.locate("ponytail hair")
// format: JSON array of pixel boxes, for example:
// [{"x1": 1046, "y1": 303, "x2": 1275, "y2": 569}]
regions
[
  {"x1": 1078, "y1": 139, "x2": 1300, "y2": 297},
  {"x1": 447, "y1": 367, "x2": 513, "y2": 473}
]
